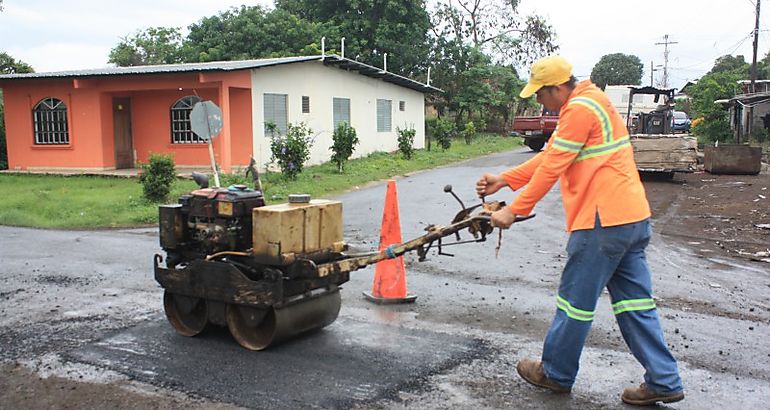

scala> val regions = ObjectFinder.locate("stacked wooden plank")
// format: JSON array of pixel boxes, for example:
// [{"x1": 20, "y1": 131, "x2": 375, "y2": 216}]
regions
[{"x1": 630, "y1": 134, "x2": 699, "y2": 172}]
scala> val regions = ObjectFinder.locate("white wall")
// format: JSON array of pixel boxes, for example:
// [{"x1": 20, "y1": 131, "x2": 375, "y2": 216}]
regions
[
  {"x1": 250, "y1": 61, "x2": 426, "y2": 169},
  {"x1": 605, "y1": 85, "x2": 661, "y2": 120}
]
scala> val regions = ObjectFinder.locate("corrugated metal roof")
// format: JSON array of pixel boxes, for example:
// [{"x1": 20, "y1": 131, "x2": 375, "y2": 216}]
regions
[{"x1": 0, "y1": 55, "x2": 442, "y2": 93}]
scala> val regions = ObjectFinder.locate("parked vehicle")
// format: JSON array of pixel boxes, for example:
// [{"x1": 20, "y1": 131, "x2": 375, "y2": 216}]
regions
[
  {"x1": 511, "y1": 107, "x2": 559, "y2": 151},
  {"x1": 672, "y1": 111, "x2": 691, "y2": 133},
  {"x1": 625, "y1": 86, "x2": 698, "y2": 176}
]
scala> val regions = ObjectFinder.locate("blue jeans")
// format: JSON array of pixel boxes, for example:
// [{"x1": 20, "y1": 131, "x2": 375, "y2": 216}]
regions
[{"x1": 541, "y1": 216, "x2": 683, "y2": 394}]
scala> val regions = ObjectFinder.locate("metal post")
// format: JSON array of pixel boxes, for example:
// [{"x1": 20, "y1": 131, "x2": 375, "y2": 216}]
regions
[{"x1": 748, "y1": 0, "x2": 761, "y2": 144}]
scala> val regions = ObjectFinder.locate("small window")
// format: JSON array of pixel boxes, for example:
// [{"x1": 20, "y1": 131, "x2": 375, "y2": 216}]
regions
[
  {"x1": 264, "y1": 93, "x2": 288, "y2": 135},
  {"x1": 33, "y1": 97, "x2": 69, "y2": 145},
  {"x1": 399, "y1": 101, "x2": 405, "y2": 111},
  {"x1": 171, "y1": 96, "x2": 203, "y2": 144},
  {"x1": 302, "y1": 96, "x2": 310, "y2": 113},
  {"x1": 333, "y1": 97, "x2": 351, "y2": 129},
  {"x1": 377, "y1": 99, "x2": 392, "y2": 132}
]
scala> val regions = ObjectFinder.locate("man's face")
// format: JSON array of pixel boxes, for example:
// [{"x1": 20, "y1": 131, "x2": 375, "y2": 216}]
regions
[{"x1": 536, "y1": 86, "x2": 562, "y2": 112}]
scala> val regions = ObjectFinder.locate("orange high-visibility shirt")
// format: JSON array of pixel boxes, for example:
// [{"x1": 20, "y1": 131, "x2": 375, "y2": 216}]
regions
[{"x1": 502, "y1": 80, "x2": 650, "y2": 231}]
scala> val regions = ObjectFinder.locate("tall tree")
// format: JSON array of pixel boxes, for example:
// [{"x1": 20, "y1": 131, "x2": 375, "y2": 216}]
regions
[
  {"x1": 0, "y1": 52, "x2": 34, "y2": 169},
  {"x1": 590, "y1": 53, "x2": 643, "y2": 89},
  {"x1": 108, "y1": 27, "x2": 184, "y2": 66},
  {"x1": 182, "y1": 6, "x2": 338, "y2": 62},
  {"x1": 275, "y1": 0, "x2": 432, "y2": 77},
  {"x1": 430, "y1": 0, "x2": 557, "y2": 67}
]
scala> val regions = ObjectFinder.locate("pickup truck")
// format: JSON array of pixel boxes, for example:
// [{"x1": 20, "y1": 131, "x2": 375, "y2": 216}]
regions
[{"x1": 511, "y1": 108, "x2": 559, "y2": 151}]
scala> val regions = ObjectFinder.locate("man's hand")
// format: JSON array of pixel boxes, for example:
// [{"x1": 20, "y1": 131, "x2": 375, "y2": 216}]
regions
[
  {"x1": 476, "y1": 173, "x2": 507, "y2": 199},
  {"x1": 490, "y1": 207, "x2": 517, "y2": 229}
]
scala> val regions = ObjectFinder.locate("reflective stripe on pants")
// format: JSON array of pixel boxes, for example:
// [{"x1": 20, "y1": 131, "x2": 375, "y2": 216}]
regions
[{"x1": 540, "y1": 216, "x2": 683, "y2": 394}]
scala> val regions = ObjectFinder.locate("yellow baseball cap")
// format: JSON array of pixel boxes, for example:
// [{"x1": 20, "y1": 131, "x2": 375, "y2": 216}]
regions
[{"x1": 519, "y1": 55, "x2": 573, "y2": 98}]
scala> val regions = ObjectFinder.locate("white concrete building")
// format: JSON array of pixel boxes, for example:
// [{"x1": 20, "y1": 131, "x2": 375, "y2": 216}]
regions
[{"x1": 251, "y1": 56, "x2": 434, "y2": 168}]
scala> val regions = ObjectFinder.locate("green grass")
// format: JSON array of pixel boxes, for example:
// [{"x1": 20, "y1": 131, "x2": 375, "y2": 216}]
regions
[{"x1": 0, "y1": 134, "x2": 521, "y2": 229}]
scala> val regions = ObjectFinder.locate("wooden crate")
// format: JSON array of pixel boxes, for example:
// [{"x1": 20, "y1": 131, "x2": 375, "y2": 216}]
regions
[
  {"x1": 630, "y1": 135, "x2": 699, "y2": 172},
  {"x1": 252, "y1": 200, "x2": 344, "y2": 265}
]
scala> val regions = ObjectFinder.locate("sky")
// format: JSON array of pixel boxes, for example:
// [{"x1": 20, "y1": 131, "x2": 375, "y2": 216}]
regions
[{"x1": 1, "y1": 0, "x2": 767, "y2": 91}]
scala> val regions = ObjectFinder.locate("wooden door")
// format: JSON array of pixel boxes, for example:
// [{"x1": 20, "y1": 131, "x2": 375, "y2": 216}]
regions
[{"x1": 113, "y1": 98, "x2": 134, "y2": 169}]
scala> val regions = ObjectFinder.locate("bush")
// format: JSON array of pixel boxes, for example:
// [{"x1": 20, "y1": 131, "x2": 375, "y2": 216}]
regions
[
  {"x1": 269, "y1": 122, "x2": 314, "y2": 179},
  {"x1": 431, "y1": 118, "x2": 455, "y2": 150},
  {"x1": 462, "y1": 121, "x2": 476, "y2": 145},
  {"x1": 330, "y1": 122, "x2": 359, "y2": 172},
  {"x1": 397, "y1": 126, "x2": 416, "y2": 159},
  {"x1": 692, "y1": 113, "x2": 733, "y2": 143},
  {"x1": 139, "y1": 153, "x2": 176, "y2": 202}
]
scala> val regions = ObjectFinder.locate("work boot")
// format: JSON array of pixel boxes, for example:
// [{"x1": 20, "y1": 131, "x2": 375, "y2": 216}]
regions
[
  {"x1": 621, "y1": 383, "x2": 684, "y2": 406},
  {"x1": 516, "y1": 359, "x2": 571, "y2": 394}
]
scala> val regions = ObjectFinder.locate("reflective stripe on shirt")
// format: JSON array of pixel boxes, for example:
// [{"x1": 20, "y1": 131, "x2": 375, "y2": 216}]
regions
[{"x1": 569, "y1": 97, "x2": 613, "y2": 143}]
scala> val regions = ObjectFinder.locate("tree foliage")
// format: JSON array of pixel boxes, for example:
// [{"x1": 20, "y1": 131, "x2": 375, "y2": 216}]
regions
[
  {"x1": 430, "y1": 0, "x2": 557, "y2": 67},
  {"x1": 0, "y1": 52, "x2": 34, "y2": 74},
  {"x1": 590, "y1": 53, "x2": 643, "y2": 89},
  {"x1": 709, "y1": 55, "x2": 749, "y2": 75},
  {"x1": 183, "y1": 6, "x2": 338, "y2": 62},
  {"x1": 275, "y1": 0, "x2": 432, "y2": 77},
  {"x1": 108, "y1": 27, "x2": 184, "y2": 66},
  {"x1": 106, "y1": 1, "x2": 558, "y2": 136},
  {"x1": 689, "y1": 70, "x2": 743, "y2": 143}
]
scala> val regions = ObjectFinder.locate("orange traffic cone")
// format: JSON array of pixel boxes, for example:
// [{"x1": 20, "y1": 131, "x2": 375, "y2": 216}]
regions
[{"x1": 363, "y1": 179, "x2": 417, "y2": 304}]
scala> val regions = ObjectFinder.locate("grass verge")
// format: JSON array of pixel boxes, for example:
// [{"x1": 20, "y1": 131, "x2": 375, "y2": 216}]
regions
[{"x1": 0, "y1": 134, "x2": 521, "y2": 229}]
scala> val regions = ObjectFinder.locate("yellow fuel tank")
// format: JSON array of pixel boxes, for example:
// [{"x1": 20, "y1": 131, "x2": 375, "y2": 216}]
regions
[{"x1": 252, "y1": 199, "x2": 344, "y2": 265}]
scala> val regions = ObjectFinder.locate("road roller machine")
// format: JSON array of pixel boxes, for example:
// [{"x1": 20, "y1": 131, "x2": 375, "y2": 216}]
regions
[{"x1": 154, "y1": 176, "x2": 531, "y2": 350}]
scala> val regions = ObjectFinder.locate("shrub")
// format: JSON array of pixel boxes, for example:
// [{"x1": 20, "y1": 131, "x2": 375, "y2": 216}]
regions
[
  {"x1": 397, "y1": 126, "x2": 416, "y2": 159},
  {"x1": 330, "y1": 122, "x2": 359, "y2": 172},
  {"x1": 269, "y1": 122, "x2": 314, "y2": 179},
  {"x1": 462, "y1": 121, "x2": 476, "y2": 145},
  {"x1": 139, "y1": 153, "x2": 176, "y2": 202},
  {"x1": 431, "y1": 118, "x2": 455, "y2": 150}
]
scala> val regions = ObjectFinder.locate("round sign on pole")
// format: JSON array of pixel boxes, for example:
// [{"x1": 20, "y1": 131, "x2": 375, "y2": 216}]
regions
[{"x1": 190, "y1": 101, "x2": 223, "y2": 141}]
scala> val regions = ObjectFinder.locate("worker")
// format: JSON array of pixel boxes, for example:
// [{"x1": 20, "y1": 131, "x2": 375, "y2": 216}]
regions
[{"x1": 475, "y1": 55, "x2": 684, "y2": 406}]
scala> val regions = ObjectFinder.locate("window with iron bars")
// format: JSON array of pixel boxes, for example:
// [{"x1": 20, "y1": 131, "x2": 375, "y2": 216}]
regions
[
  {"x1": 171, "y1": 95, "x2": 203, "y2": 144},
  {"x1": 33, "y1": 97, "x2": 69, "y2": 145}
]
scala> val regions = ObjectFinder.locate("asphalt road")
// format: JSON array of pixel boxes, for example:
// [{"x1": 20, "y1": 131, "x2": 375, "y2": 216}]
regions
[{"x1": 1, "y1": 148, "x2": 769, "y2": 409}]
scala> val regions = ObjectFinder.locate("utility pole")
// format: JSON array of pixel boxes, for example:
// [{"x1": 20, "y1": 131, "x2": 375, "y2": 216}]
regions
[
  {"x1": 650, "y1": 61, "x2": 663, "y2": 87},
  {"x1": 650, "y1": 60, "x2": 654, "y2": 86},
  {"x1": 751, "y1": 0, "x2": 761, "y2": 93},
  {"x1": 655, "y1": 34, "x2": 678, "y2": 89},
  {"x1": 747, "y1": 0, "x2": 761, "y2": 143}
]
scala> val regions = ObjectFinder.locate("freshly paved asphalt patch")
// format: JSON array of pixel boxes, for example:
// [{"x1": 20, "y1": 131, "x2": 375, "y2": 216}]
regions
[{"x1": 66, "y1": 315, "x2": 487, "y2": 409}]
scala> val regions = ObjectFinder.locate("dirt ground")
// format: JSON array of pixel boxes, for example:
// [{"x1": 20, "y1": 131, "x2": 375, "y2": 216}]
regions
[
  {"x1": 0, "y1": 165, "x2": 768, "y2": 410},
  {"x1": 643, "y1": 169, "x2": 770, "y2": 261}
]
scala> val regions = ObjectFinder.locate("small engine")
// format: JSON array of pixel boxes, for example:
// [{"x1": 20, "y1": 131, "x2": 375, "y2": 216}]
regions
[{"x1": 159, "y1": 184, "x2": 265, "y2": 269}]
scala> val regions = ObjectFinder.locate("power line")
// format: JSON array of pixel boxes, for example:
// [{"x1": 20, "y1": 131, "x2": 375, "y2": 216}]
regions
[{"x1": 670, "y1": 32, "x2": 753, "y2": 71}]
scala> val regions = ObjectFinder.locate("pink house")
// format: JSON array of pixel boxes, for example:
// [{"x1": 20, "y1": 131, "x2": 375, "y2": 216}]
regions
[{"x1": 0, "y1": 55, "x2": 437, "y2": 173}]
